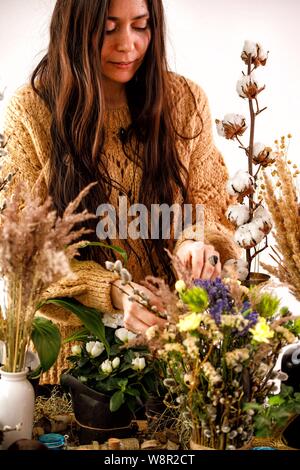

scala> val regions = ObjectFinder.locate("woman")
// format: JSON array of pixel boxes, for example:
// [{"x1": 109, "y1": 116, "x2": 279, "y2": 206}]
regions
[{"x1": 3, "y1": 0, "x2": 239, "y2": 382}]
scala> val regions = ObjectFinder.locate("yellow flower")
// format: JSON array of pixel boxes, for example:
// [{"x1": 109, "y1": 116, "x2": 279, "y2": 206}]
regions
[
  {"x1": 249, "y1": 317, "x2": 274, "y2": 343},
  {"x1": 178, "y1": 312, "x2": 201, "y2": 332},
  {"x1": 175, "y1": 280, "x2": 187, "y2": 294}
]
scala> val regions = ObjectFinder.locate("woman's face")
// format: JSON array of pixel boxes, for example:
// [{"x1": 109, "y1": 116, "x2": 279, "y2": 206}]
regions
[{"x1": 101, "y1": 0, "x2": 151, "y2": 89}]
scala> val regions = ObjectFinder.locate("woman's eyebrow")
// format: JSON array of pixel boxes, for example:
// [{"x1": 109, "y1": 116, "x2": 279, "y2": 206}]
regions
[{"x1": 107, "y1": 14, "x2": 150, "y2": 21}]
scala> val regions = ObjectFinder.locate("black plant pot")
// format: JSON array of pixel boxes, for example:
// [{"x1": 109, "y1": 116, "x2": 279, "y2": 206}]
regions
[{"x1": 60, "y1": 374, "x2": 134, "y2": 444}]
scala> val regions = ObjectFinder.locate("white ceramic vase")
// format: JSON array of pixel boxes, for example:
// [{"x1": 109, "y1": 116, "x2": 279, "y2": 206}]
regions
[{"x1": 0, "y1": 368, "x2": 35, "y2": 449}]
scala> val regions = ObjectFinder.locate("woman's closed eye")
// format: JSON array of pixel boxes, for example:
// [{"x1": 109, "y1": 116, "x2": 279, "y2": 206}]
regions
[
  {"x1": 132, "y1": 21, "x2": 149, "y2": 31},
  {"x1": 105, "y1": 20, "x2": 149, "y2": 34}
]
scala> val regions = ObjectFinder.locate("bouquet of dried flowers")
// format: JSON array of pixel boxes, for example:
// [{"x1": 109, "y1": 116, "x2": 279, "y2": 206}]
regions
[
  {"x1": 0, "y1": 181, "x2": 95, "y2": 373},
  {"x1": 216, "y1": 40, "x2": 275, "y2": 279},
  {"x1": 117, "y1": 254, "x2": 300, "y2": 450}
]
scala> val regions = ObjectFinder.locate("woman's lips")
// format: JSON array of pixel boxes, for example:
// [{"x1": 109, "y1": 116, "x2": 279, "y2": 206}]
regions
[{"x1": 110, "y1": 61, "x2": 135, "y2": 69}]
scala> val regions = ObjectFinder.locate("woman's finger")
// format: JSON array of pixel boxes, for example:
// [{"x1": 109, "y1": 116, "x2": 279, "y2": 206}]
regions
[
  {"x1": 201, "y1": 248, "x2": 220, "y2": 280},
  {"x1": 211, "y1": 260, "x2": 222, "y2": 280},
  {"x1": 123, "y1": 299, "x2": 166, "y2": 334},
  {"x1": 191, "y1": 246, "x2": 205, "y2": 279}
]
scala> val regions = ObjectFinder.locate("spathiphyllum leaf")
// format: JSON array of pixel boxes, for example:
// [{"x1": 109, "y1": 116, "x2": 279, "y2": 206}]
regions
[
  {"x1": 78, "y1": 241, "x2": 128, "y2": 264},
  {"x1": 31, "y1": 316, "x2": 61, "y2": 372},
  {"x1": 42, "y1": 298, "x2": 109, "y2": 353}
]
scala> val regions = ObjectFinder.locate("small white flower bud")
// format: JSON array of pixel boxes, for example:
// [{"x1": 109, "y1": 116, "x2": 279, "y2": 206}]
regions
[
  {"x1": 131, "y1": 357, "x2": 146, "y2": 371},
  {"x1": 71, "y1": 345, "x2": 81, "y2": 355},
  {"x1": 113, "y1": 260, "x2": 123, "y2": 273},
  {"x1": 175, "y1": 280, "x2": 187, "y2": 294},
  {"x1": 105, "y1": 261, "x2": 115, "y2": 271},
  {"x1": 120, "y1": 268, "x2": 132, "y2": 284},
  {"x1": 112, "y1": 357, "x2": 120, "y2": 369},
  {"x1": 101, "y1": 359, "x2": 113, "y2": 374}
]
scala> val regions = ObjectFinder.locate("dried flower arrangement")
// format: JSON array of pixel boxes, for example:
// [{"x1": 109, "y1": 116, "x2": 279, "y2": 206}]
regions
[
  {"x1": 0, "y1": 181, "x2": 95, "y2": 373},
  {"x1": 216, "y1": 41, "x2": 275, "y2": 279},
  {"x1": 108, "y1": 255, "x2": 300, "y2": 450}
]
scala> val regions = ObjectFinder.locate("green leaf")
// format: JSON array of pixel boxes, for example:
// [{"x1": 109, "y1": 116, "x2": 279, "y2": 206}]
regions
[
  {"x1": 78, "y1": 241, "x2": 128, "y2": 264},
  {"x1": 63, "y1": 328, "x2": 90, "y2": 344},
  {"x1": 42, "y1": 298, "x2": 110, "y2": 353},
  {"x1": 125, "y1": 387, "x2": 140, "y2": 397},
  {"x1": 110, "y1": 390, "x2": 125, "y2": 412},
  {"x1": 31, "y1": 316, "x2": 61, "y2": 372}
]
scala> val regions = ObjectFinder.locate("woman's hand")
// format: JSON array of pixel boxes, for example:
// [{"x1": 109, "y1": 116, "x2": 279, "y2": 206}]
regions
[
  {"x1": 175, "y1": 240, "x2": 221, "y2": 280},
  {"x1": 111, "y1": 280, "x2": 166, "y2": 334}
]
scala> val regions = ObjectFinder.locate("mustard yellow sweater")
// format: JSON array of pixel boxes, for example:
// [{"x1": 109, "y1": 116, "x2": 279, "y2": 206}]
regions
[{"x1": 3, "y1": 72, "x2": 239, "y2": 382}]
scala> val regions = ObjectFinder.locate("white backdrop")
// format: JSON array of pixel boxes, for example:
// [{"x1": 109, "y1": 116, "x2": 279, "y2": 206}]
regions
[{"x1": 1, "y1": 0, "x2": 300, "y2": 312}]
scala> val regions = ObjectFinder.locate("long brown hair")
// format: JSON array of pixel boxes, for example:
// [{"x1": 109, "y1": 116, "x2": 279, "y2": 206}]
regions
[{"x1": 31, "y1": 0, "x2": 192, "y2": 281}]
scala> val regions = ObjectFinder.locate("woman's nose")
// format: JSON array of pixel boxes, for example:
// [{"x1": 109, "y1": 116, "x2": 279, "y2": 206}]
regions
[{"x1": 115, "y1": 29, "x2": 135, "y2": 53}]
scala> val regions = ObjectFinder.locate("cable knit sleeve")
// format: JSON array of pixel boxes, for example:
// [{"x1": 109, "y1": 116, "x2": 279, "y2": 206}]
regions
[
  {"x1": 172, "y1": 77, "x2": 240, "y2": 264},
  {"x1": 2, "y1": 86, "x2": 121, "y2": 324}
]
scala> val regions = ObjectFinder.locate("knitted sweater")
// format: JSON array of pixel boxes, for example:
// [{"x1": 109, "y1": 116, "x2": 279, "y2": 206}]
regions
[{"x1": 3, "y1": 72, "x2": 239, "y2": 382}]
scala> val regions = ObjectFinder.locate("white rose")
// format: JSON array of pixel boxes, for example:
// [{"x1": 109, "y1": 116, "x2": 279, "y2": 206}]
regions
[
  {"x1": 112, "y1": 357, "x2": 120, "y2": 369},
  {"x1": 86, "y1": 341, "x2": 105, "y2": 358},
  {"x1": 101, "y1": 359, "x2": 113, "y2": 374},
  {"x1": 115, "y1": 327, "x2": 137, "y2": 343},
  {"x1": 131, "y1": 357, "x2": 146, "y2": 371}
]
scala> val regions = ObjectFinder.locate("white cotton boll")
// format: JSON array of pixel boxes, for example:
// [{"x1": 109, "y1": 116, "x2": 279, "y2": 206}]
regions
[
  {"x1": 227, "y1": 170, "x2": 255, "y2": 196},
  {"x1": 234, "y1": 225, "x2": 254, "y2": 248},
  {"x1": 236, "y1": 72, "x2": 263, "y2": 99},
  {"x1": 253, "y1": 142, "x2": 266, "y2": 157},
  {"x1": 223, "y1": 258, "x2": 249, "y2": 281},
  {"x1": 234, "y1": 222, "x2": 264, "y2": 248},
  {"x1": 242, "y1": 40, "x2": 257, "y2": 56},
  {"x1": 249, "y1": 222, "x2": 266, "y2": 244},
  {"x1": 223, "y1": 113, "x2": 246, "y2": 127},
  {"x1": 226, "y1": 204, "x2": 250, "y2": 227},
  {"x1": 236, "y1": 77, "x2": 248, "y2": 98},
  {"x1": 257, "y1": 43, "x2": 268, "y2": 61},
  {"x1": 253, "y1": 206, "x2": 272, "y2": 223},
  {"x1": 252, "y1": 216, "x2": 272, "y2": 235}
]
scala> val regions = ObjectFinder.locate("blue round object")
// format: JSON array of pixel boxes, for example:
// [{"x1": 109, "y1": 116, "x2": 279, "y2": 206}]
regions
[
  {"x1": 38, "y1": 433, "x2": 65, "y2": 450},
  {"x1": 251, "y1": 446, "x2": 277, "y2": 450}
]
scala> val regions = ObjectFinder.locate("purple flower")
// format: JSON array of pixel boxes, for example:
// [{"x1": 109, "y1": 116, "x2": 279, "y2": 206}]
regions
[
  {"x1": 194, "y1": 278, "x2": 233, "y2": 324},
  {"x1": 239, "y1": 301, "x2": 259, "y2": 336}
]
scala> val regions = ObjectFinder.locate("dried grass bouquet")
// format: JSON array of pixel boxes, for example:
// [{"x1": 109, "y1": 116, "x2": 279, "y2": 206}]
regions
[{"x1": 0, "y1": 181, "x2": 95, "y2": 372}]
